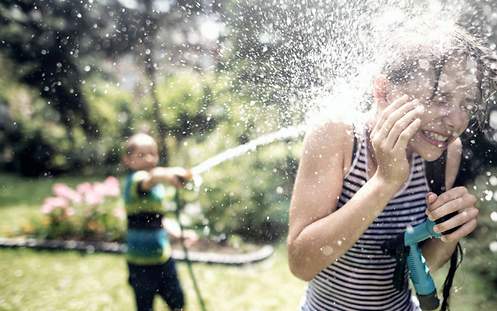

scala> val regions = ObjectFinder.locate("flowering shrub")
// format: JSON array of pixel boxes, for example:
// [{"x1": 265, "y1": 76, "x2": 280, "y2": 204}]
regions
[{"x1": 25, "y1": 177, "x2": 126, "y2": 242}]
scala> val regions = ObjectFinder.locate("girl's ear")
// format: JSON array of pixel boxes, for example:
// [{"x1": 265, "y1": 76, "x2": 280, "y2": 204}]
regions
[{"x1": 373, "y1": 75, "x2": 389, "y2": 109}]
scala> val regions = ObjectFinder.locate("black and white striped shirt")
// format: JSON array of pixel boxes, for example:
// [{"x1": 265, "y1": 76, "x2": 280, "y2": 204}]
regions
[{"x1": 301, "y1": 132, "x2": 427, "y2": 311}]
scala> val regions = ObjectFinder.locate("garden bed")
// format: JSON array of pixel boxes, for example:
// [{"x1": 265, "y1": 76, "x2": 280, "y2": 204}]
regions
[{"x1": 0, "y1": 236, "x2": 274, "y2": 265}]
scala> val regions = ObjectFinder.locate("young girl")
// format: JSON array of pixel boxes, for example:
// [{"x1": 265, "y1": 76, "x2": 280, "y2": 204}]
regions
[{"x1": 288, "y1": 23, "x2": 496, "y2": 310}]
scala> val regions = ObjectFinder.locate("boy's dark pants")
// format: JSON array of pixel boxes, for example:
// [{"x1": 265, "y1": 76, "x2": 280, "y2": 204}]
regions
[{"x1": 128, "y1": 258, "x2": 185, "y2": 311}]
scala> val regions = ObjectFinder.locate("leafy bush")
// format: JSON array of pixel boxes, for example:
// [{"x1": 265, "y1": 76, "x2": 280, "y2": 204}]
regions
[{"x1": 3, "y1": 68, "x2": 302, "y2": 244}]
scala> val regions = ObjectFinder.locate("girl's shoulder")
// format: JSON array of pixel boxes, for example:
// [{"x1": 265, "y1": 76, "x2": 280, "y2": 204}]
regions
[{"x1": 303, "y1": 121, "x2": 356, "y2": 175}]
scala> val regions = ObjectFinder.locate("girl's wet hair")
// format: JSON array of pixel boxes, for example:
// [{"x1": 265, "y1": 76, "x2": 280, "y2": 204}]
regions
[{"x1": 381, "y1": 23, "x2": 497, "y2": 129}]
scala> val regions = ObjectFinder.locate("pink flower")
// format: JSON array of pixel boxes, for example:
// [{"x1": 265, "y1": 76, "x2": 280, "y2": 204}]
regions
[
  {"x1": 93, "y1": 182, "x2": 107, "y2": 197},
  {"x1": 41, "y1": 203, "x2": 54, "y2": 214},
  {"x1": 104, "y1": 176, "x2": 120, "y2": 197},
  {"x1": 41, "y1": 197, "x2": 69, "y2": 214},
  {"x1": 53, "y1": 183, "x2": 81, "y2": 204},
  {"x1": 92, "y1": 178, "x2": 120, "y2": 198},
  {"x1": 83, "y1": 190, "x2": 103, "y2": 206},
  {"x1": 77, "y1": 182, "x2": 93, "y2": 195}
]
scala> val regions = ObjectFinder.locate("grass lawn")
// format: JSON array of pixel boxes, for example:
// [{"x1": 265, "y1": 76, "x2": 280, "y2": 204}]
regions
[
  {"x1": 0, "y1": 247, "x2": 306, "y2": 311},
  {"x1": 0, "y1": 173, "x2": 495, "y2": 310}
]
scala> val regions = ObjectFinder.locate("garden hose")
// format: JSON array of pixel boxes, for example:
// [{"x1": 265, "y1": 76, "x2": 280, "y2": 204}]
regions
[
  {"x1": 173, "y1": 190, "x2": 208, "y2": 311},
  {"x1": 383, "y1": 219, "x2": 442, "y2": 310}
]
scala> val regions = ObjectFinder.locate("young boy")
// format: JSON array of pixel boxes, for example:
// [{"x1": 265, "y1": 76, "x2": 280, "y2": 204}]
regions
[{"x1": 122, "y1": 133, "x2": 195, "y2": 311}]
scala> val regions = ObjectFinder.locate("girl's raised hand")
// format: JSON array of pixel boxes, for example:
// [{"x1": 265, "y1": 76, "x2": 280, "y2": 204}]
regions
[{"x1": 370, "y1": 95, "x2": 424, "y2": 186}]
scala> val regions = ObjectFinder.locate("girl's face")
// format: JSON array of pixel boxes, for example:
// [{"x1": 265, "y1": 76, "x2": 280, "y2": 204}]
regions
[{"x1": 387, "y1": 54, "x2": 479, "y2": 161}]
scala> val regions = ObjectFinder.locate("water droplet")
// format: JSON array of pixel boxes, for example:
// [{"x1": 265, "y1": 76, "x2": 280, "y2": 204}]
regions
[
  {"x1": 320, "y1": 245, "x2": 334, "y2": 256},
  {"x1": 489, "y1": 241, "x2": 497, "y2": 253},
  {"x1": 490, "y1": 211, "x2": 497, "y2": 222}
]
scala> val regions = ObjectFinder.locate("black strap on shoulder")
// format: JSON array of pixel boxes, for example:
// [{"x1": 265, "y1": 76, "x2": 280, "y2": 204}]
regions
[
  {"x1": 349, "y1": 125, "x2": 359, "y2": 166},
  {"x1": 424, "y1": 150, "x2": 461, "y2": 234},
  {"x1": 424, "y1": 150, "x2": 447, "y2": 196}
]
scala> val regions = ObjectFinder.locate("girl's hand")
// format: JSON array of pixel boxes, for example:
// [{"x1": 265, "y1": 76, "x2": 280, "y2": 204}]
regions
[
  {"x1": 426, "y1": 187, "x2": 479, "y2": 242},
  {"x1": 370, "y1": 95, "x2": 424, "y2": 186}
]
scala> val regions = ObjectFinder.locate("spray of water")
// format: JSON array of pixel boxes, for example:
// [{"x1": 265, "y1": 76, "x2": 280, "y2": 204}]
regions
[
  {"x1": 190, "y1": 124, "x2": 306, "y2": 176},
  {"x1": 191, "y1": 0, "x2": 497, "y2": 175},
  {"x1": 229, "y1": 0, "x2": 496, "y2": 129}
]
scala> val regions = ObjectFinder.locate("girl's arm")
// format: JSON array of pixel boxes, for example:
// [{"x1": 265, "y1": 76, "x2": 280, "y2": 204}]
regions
[
  {"x1": 288, "y1": 96, "x2": 423, "y2": 281},
  {"x1": 422, "y1": 138, "x2": 479, "y2": 272},
  {"x1": 287, "y1": 131, "x2": 398, "y2": 280}
]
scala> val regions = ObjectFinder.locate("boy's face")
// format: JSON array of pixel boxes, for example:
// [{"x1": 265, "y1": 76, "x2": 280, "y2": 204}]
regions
[
  {"x1": 386, "y1": 54, "x2": 478, "y2": 160},
  {"x1": 124, "y1": 142, "x2": 159, "y2": 171}
]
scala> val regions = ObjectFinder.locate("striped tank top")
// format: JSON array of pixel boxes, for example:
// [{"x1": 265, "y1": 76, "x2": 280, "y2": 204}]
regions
[{"x1": 301, "y1": 131, "x2": 429, "y2": 311}]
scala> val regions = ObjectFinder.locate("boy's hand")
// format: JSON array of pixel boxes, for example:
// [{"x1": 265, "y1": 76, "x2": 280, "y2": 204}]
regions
[
  {"x1": 169, "y1": 229, "x2": 199, "y2": 248},
  {"x1": 182, "y1": 229, "x2": 199, "y2": 248},
  {"x1": 425, "y1": 187, "x2": 479, "y2": 242},
  {"x1": 151, "y1": 166, "x2": 192, "y2": 188}
]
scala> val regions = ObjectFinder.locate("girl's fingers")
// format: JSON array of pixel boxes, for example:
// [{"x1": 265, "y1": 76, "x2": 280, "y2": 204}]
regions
[
  {"x1": 426, "y1": 196, "x2": 465, "y2": 221},
  {"x1": 384, "y1": 105, "x2": 424, "y2": 149},
  {"x1": 372, "y1": 95, "x2": 410, "y2": 135},
  {"x1": 426, "y1": 192, "x2": 437, "y2": 205},
  {"x1": 393, "y1": 117, "x2": 422, "y2": 151},
  {"x1": 373, "y1": 99, "x2": 419, "y2": 143},
  {"x1": 440, "y1": 218, "x2": 477, "y2": 242},
  {"x1": 382, "y1": 95, "x2": 410, "y2": 118},
  {"x1": 427, "y1": 187, "x2": 471, "y2": 211},
  {"x1": 433, "y1": 207, "x2": 479, "y2": 234}
]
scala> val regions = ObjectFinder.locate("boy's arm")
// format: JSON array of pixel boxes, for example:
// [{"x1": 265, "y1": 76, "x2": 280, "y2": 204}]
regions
[
  {"x1": 163, "y1": 218, "x2": 199, "y2": 246},
  {"x1": 163, "y1": 218, "x2": 182, "y2": 239},
  {"x1": 140, "y1": 167, "x2": 191, "y2": 191}
]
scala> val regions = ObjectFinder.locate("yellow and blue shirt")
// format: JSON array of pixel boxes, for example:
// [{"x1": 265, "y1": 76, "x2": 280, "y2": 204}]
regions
[{"x1": 123, "y1": 170, "x2": 176, "y2": 265}]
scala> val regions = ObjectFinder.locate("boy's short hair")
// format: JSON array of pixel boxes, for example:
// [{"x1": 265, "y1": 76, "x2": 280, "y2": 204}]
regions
[{"x1": 125, "y1": 133, "x2": 158, "y2": 155}]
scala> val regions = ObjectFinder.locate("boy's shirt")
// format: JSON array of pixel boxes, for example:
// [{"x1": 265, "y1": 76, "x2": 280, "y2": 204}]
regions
[{"x1": 123, "y1": 170, "x2": 176, "y2": 265}]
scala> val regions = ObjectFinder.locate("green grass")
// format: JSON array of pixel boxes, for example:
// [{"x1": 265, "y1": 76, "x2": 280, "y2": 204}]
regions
[
  {"x1": 0, "y1": 247, "x2": 306, "y2": 311},
  {"x1": 0, "y1": 173, "x2": 495, "y2": 310}
]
